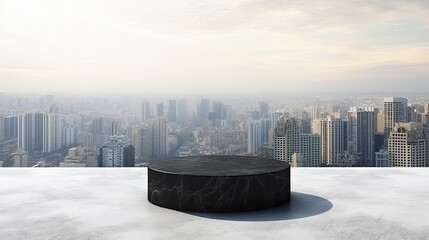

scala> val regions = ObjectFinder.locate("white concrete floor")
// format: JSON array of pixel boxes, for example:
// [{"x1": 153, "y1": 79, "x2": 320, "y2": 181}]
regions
[{"x1": 0, "y1": 168, "x2": 428, "y2": 240}]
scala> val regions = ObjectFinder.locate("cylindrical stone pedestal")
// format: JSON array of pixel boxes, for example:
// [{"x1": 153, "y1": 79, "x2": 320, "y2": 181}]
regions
[{"x1": 148, "y1": 156, "x2": 290, "y2": 212}]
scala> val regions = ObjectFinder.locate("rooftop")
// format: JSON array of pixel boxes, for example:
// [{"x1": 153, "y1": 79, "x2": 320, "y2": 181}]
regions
[{"x1": 0, "y1": 168, "x2": 428, "y2": 240}]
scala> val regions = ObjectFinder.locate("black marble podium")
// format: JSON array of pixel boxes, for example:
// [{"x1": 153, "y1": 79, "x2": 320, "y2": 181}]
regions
[{"x1": 147, "y1": 156, "x2": 290, "y2": 212}]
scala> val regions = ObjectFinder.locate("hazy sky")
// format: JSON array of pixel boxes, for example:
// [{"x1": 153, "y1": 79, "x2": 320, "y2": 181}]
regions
[{"x1": 1, "y1": 0, "x2": 429, "y2": 95}]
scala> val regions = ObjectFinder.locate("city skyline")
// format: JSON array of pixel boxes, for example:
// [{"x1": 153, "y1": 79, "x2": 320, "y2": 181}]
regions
[{"x1": 1, "y1": 0, "x2": 429, "y2": 94}]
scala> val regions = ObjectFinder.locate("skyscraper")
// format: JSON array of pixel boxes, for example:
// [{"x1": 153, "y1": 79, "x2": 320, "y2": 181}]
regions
[
  {"x1": 259, "y1": 101, "x2": 269, "y2": 118},
  {"x1": 90, "y1": 117, "x2": 106, "y2": 147},
  {"x1": 384, "y1": 97, "x2": 408, "y2": 143},
  {"x1": 211, "y1": 101, "x2": 227, "y2": 127},
  {"x1": 4, "y1": 115, "x2": 18, "y2": 139},
  {"x1": 140, "y1": 100, "x2": 151, "y2": 121},
  {"x1": 128, "y1": 123, "x2": 154, "y2": 162},
  {"x1": 100, "y1": 135, "x2": 135, "y2": 167},
  {"x1": 270, "y1": 111, "x2": 287, "y2": 129},
  {"x1": 177, "y1": 99, "x2": 188, "y2": 124},
  {"x1": 156, "y1": 102, "x2": 164, "y2": 117},
  {"x1": 17, "y1": 112, "x2": 44, "y2": 152},
  {"x1": 315, "y1": 116, "x2": 347, "y2": 166},
  {"x1": 152, "y1": 117, "x2": 167, "y2": 159},
  {"x1": 168, "y1": 100, "x2": 177, "y2": 123},
  {"x1": 424, "y1": 103, "x2": 429, "y2": 114},
  {"x1": 273, "y1": 117, "x2": 300, "y2": 164},
  {"x1": 247, "y1": 118, "x2": 270, "y2": 155},
  {"x1": 43, "y1": 105, "x2": 62, "y2": 153},
  {"x1": 299, "y1": 134, "x2": 321, "y2": 167},
  {"x1": 388, "y1": 122, "x2": 427, "y2": 167},
  {"x1": 197, "y1": 98, "x2": 209, "y2": 119},
  {"x1": 347, "y1": 107, "x2": 376, "y2": 166},
  {"x1": 0, "y1": 114, "x2": 5, "y2": 142}
]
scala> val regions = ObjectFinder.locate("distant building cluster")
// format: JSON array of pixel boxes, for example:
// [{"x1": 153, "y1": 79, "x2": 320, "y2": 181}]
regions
[
  {"x1": 249, "y1": 97, "x2": 429, "y2": 167},
  {"x1": 0, "y1": 94, "x2": 428, "y2": 167}
]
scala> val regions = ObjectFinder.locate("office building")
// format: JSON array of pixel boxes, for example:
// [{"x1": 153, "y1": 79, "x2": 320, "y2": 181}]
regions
[
  {"x1": 347, "y1": 107, "x2": 376, "y2": 166},
  {"x1": 168, "y1": 100, "x2": 177, "y2": 123},
  {"x1": 197, "y1": 98, "x2": 209, "y2": 119},
  {"x1": 424, "y1": 103, "x2": 429, "y2": 114},
  {"x1": 4, "y1": 115, "x2": 18, "y2": 139},
  {"x1": 156, "y1": 103, "x2": 164, "y2": 117},
  {"x1": 0, "y1": 114, "x2": 4, "y2": 142},
  {"x1": 315, "y1": 116, "x2": 347, "y2": 166},
  {"x1": 140, "y1": 100, "x2": 151, "y2": 121},
  {"x1": 177, "y1": 99, "x2": 188, "y2": 124},
  {"x1": 247, "y1": 118, "x2": 270, "y2": 155},
  {"x1": 270, "y1": 111, "x2": 287, "y2": 129},
  {"x1": 100, "y1": 135, "x2": 135, "y2": 167},
  {"x1": 384, "y1": 97, "x2": 407, "y2": 143},
  {"x1": 299, "y1": 134, "x2": 321, "y2": 167},
  {"x1": 62, "y1": 125, "x2": 77, "y2": 147},
  {"x1": 388, "y1": 122, "x2": 427, "y2": 167},
  {"x1": 17, "y1": 112, "x2": 44, "y2": 152},
  {"x1": 43, "y1": 106, "x2": 62, "y2": 153},
  {"x1": 273, "y1": 117, "x2": 300, "y2": 164},
  {"x1": 259, "y1": 101, "x2": 269, "y2": 118},
  {"x1": 152, "y1": 117, "x2": 167, "y2": 159}
]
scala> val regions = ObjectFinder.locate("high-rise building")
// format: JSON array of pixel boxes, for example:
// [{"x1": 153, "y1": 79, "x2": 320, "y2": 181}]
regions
[
  {"x1": 384, "y1": 97, "x2": 408, "y2": 143},
  {"x1": 91, "y1": 118, "x2": 105, "y2": 147},
  {"x1": 100, "y1": 135, "x2": 135, "y2": 167},
  {"x1": 388, "y1": 122, "x2": 427, "y2": 167},
  {"x1": 299, "y1": 134, "x2": 321, "y2": 167},
  {"x1": 156, "y1": 102, "x2": 164, "y2": 117},
  {"x1": 376, "y1": 111, "x2": 384, "y2": 133},
  {"x1": 315, "y1": 116, "x2": 347, "y2": 166},
  {"x1": 247, "y1": 118, "x2": 270, "y2": 155},
  {"x1": 307, "y1": 106, "x2": 320, "y2": 119},
  {"x1": 347, "y1": 107, "x2": 376, "y2": 166},
  {"x1": 259, "y1": 101, "x2": 269, "y2": 118},
  {"x1": 424, "y1": 103, "x2": 429, "y2": 114},
  {"x1": 140, "y1": 100, "x2": 151, "y2": 121},
  {"x1": 0, "y1": 114, "x2": 4, "y2": 142},
  {"x1": 211, "y1": 101, "x2": 227, "y2": 127},
  {"x1": 197, "y1": 98, "x2": 209, "y2": 119},
  {"x1": 177, "y1": 99, "x2": 188, "y2": 124},
  {"x1": 152, "y1": 117, "x2": 167, "y2": 159},
  {"x1": 34, "y1": 113, "x2": 44, "y2": 150},
  {"x1": 407, "y1": 105, "x2": 417, "y2": 122},
  {"x1": 273, "y1": 117, "x2": 301, "y2": 164},
  {"x1": 168, "y1": 100, "x2": 177, "y2": 123},
  {"x1": 4, "y1": 115, "x2": 18, "y2": 139},
  {"x1": 17, "y1": 112, "x2": 44, "y2": 152},
  {"x1": 270, "y1": 111, "x2": 287, "y2": 129},
  {"x1": 107, "y1": 120, "x2": 121, "y2": 136},
  {"x1": 62, "y1": 125, "x2": 77, "y2": 147},
  {"x1": 128, "y1": 123, "x2": 153, "y2": 162},
  {"x1": 43, "y1": 106, "x2": 62, "y2": 153}
]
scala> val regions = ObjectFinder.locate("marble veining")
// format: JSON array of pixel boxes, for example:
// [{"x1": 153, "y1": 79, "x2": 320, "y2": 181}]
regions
[
  {"x1": 148, "y1": 156, "x2": 290, "y2": 212},
  {"x1": 148, "y1": 155, "x2": 289, "y2": 176}
]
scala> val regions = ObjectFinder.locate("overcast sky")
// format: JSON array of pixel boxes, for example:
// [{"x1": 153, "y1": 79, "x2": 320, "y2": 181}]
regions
[{"x1": 1, "y1": 0, "x2": 429, "y2": 95}]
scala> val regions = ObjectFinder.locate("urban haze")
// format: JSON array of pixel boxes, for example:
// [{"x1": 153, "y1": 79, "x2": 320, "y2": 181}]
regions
[{"x1": 1, "y1": 1, "x2": 429, "y2": 167}]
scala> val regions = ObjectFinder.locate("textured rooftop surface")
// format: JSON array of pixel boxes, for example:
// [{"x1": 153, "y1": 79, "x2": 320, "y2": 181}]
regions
[{"x1": 0, "y1": 168, "x2": 428, "y2": 240}]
